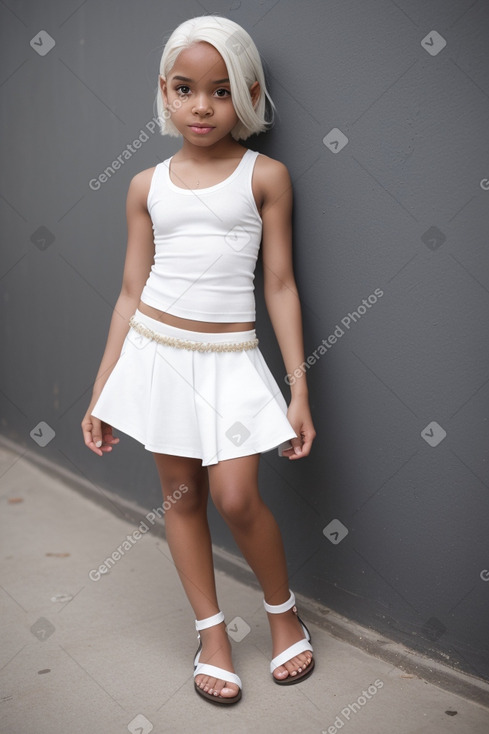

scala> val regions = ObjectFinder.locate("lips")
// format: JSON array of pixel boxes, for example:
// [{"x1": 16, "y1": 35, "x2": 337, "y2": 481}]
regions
[{"x1": 189, "y1": 124, "x2": 214, "y2": 134}]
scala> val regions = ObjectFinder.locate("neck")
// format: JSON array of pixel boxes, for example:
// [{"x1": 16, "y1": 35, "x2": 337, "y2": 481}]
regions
[{"x1": 178, "y1": 135, "x2": 244, "y2": 161}]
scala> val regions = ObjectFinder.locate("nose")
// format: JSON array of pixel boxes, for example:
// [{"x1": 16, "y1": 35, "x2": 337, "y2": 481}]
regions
[{"x1": 192, "y1": 92, "x2": 213, "y2": 116}]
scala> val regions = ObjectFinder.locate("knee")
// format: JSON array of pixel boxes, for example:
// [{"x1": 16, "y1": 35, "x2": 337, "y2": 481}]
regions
[
  {"x1": 161, "y1": 474, "x2": 207, "y2": 516},
  {"x1": 212, "y1": 486, "x2": 257, "y2": 528}
]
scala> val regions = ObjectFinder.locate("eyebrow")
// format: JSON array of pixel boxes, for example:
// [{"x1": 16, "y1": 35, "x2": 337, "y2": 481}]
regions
[{"x1": 171, "y1": 75, "x2": 230, "y2": 84}]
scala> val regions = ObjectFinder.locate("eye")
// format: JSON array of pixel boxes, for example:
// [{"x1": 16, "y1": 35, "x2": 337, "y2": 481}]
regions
[
  {"x1": 215, "y1": 88, "x2": 231, "y2": 98},
  {"x1": 176, "y1": 85, "x2": 190, "y2": 95}
]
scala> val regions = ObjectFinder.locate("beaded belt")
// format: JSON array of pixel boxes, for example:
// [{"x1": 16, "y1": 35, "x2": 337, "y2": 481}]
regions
[{"x1": 129, "y1": 316, "x2": 259, "y2": 353}]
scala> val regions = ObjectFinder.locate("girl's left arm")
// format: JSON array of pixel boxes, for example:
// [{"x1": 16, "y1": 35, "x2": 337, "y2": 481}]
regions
[{"x1": 259, "y1": 157, "x2": 316, "y2": 459}]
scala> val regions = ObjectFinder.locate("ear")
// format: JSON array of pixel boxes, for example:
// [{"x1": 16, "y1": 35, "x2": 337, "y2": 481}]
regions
[
  {"x1": 159, "y1": 75, "x2": 168, "y2": 107},
  {"x1": 249, "y1": 81, "x2": 261, "y2": 109}
]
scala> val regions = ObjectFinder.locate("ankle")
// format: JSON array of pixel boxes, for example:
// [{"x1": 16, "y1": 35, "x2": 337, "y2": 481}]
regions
[
  {"x1": 199, "y1": 620, "x2": 226, "y2": 635},
  {"x1": 267, "y1": 607, "x2": 300, "y2": 632},
  {"x1": 198, "y1": 622, "x2": 230, "y2": 648},
  {"x1": 263, "y1": 588, "x2": 295, "y2": 614}
]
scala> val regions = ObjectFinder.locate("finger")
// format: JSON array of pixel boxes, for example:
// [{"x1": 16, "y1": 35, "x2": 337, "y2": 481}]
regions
[
  {"x1": 290, "y1": 435, "x2": 304, "y2": 455},
  {"x1": 295, "y1": 437, "x2": 312, "y2": 457},
  {"x1": 81, "y1": 416, "x2": 105, "y2": 456},
  {"x1": 280, "y1": 437, "x2": 301, "y2": 457},
  {"x1": 281, "y1": 446, "x2": 295, "y2": 458},
  {"x1": 289, "y1": 431, "x2": 315, "y2": 459},
  {"x1": 90, "y1": 417, "x2": 105, "y2": 450},
  {"x1": 101, "y1": 427, "x2": 120, "y2": 450},
  {"x1": 82, "y1": 426, "x2": 103, "y2": 456},
  {"x1": 285, "y1": 431, "x2": 304, "y2": 459}
]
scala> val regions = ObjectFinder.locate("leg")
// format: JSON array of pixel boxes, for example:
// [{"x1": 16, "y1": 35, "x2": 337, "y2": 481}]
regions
[
  {"x1": 153, "y1": 453, "x2": 239, "y2": 698},
  {"x1": 207, "y1": 454, "x2": 313, "y2": 681}
]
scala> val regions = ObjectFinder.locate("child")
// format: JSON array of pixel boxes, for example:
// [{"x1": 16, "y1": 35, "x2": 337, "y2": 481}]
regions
[{"x1": 81, "y1": 15, "x2": 316, "y2": 705}]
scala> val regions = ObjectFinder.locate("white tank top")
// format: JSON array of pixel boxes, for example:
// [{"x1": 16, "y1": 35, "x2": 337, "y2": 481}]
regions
[{"x1": 140, "y1": 148, "x2": 263, "y2": 322}]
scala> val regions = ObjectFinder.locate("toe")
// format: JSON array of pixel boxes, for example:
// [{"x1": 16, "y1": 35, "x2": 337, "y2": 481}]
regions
[
  {"x1": 199, "y1": 676, "x2": 239, "y2": 699},
  {"x1": 273, "y1": 664, "x2": 289, "y2": 680},
  {"x1": 283, "y1": 655, "x2": 308, "y2": 677},
  {"x1": 219, "y1": 681, "x2": 239, "y2": 698},
  {"x1": 212, "y1": 679, "x2": 224, "y2": 696},
  {"x1": 285, "y1": 659, "x2": 299, "y2": 676}
]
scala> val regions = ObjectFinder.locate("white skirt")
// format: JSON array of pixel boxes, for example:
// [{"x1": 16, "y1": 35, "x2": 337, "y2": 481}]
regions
[{"x1": 91, "y1": 309, "x2": 297, "y2": 466}]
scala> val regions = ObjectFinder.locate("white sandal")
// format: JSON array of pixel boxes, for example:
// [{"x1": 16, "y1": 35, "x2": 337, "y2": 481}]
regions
[
  {"x1": 193, "y1": 611, "x2": 242, "y2": 704},
  {"x1": 264, "y1": 590, "x2": 315, "y2": 685}
]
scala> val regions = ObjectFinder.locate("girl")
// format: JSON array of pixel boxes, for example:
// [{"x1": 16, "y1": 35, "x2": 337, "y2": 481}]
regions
[{"x1": 81, "y1": 15, "x2": 316, "y2": 705}]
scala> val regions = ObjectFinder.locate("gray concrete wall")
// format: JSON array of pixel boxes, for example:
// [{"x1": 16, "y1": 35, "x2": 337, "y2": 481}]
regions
[{"x1": 1, "y1": 0, "x2": 488, "y2": 681}]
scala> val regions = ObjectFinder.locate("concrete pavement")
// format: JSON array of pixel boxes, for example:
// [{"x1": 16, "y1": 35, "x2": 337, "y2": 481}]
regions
[{"x1": 1, "y1": 440, "x2": 488, "y2": 734}]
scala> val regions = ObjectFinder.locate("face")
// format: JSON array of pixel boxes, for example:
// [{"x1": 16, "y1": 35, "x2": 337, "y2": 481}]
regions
[{"x1": 160, "y1": 42, "x2": 259, "y2": 145}]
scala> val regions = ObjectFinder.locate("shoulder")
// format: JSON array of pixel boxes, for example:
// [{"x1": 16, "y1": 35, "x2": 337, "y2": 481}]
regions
[
  {"x1": 251, "y1": 153, "x2": 292, "y2": 211},
  {"x1": 130, "y1": 166, "x2": 158, "y2": 192},
  {"x1": 127, "y1": 166, "x2": 158, "y2": 207},
  {"x1": 254, "y1": 152, "x2": 290, "y2": 183},
  {"x1": 253, "y1": 153, "x2": 292, "y2": 201}
]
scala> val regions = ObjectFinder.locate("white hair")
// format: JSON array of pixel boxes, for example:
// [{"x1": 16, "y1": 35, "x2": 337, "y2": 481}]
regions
[{"x1": 154, "y1": 15, "x2": 276, "y2": 141}]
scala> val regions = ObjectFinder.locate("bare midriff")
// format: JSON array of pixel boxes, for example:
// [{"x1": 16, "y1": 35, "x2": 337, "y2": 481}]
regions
[{"x1": 137, "y1": 300, "x2": 255, "y2": 333}]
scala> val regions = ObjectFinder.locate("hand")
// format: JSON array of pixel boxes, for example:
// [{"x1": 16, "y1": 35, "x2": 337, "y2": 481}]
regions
[
  {"x1": 81, "y1": 409, "x2": 120, "y2": 456},
  {"x1": 283, "y1": 396, "x2": 316, "y2": 460}
]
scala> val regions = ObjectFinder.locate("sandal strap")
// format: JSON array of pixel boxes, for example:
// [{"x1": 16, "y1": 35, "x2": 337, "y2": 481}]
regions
[
  {"x1": 270, "y1": 638, "x2": 313, "y2": 673},
  {"x1": 194, "y1": 662, "x2": 242, "y2": 690},
  {"x1": 195, "y1": 611, "x2": 225, "y2": 632},
  {"x1": 263, "y1": 590, "x2": 295, "y2": 614}
]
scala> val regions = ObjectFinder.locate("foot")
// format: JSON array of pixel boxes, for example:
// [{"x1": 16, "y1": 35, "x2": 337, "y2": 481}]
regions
[
  {"x1": 267, "y1": 607, "x2": 313, "y2": 682},
  {"x1": 194, "y1": 622, "x2": 240, "y2": 699}
]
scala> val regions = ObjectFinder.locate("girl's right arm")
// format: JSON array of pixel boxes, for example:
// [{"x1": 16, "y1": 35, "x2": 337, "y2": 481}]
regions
[{"x1": 81, "y1": 168, "x2": 156, "y2": 456}]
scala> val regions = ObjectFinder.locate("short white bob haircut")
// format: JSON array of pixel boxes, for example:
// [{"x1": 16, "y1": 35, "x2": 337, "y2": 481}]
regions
[{"x1": 155, "y1": 15, "x2": 276, "y2": 141}]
